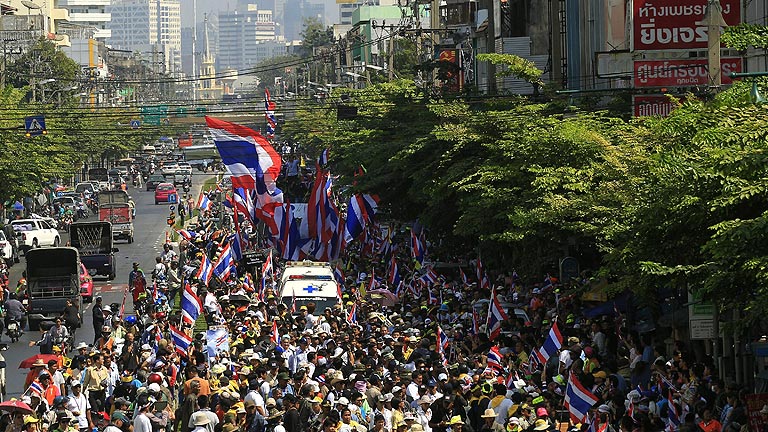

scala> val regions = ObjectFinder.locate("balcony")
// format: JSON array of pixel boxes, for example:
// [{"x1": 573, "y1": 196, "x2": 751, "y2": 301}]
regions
[{"x1": 68, "y1": 12, "x2": 110, "y2": 22}]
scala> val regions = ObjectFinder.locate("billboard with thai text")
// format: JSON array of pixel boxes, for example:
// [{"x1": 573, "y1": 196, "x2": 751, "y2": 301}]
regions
[{"x1": 634, "y1": 58, "x2": 742, "y2": 87}]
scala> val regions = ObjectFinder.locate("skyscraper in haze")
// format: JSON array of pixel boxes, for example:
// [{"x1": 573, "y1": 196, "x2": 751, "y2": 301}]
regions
[{"x1": 108, "y1": 0, "x2": 182, "y2": 72}]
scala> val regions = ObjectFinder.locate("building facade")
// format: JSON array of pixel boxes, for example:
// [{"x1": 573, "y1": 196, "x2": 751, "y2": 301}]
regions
[
  {"x1": 108, "y1": 0, "x2": 181, "y2": 72},
  {"x1": 58, "y1": 0, "x2": 111, "y2": 39},
  {"x1": 217, "y1": 5, "x2": 277, "y2": 71}
]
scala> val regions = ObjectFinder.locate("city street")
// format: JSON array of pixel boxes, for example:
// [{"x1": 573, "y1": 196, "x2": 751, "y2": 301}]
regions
[{"x1": 2, "y1": 178, "x2": 210, "y2": 399}]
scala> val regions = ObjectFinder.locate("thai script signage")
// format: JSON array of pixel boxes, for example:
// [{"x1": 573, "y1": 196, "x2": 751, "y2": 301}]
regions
[
  {"x1": 633, "y1": 95, "x2": 681, "y2": 117},
  {"x1": 634, "y1": 58, "x2": 742, "y2": 87},
  {"x1": 633, "y1": 0, "x2": 741, "y2": 51}
]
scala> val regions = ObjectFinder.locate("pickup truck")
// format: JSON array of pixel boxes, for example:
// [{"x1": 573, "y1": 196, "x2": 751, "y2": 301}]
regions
[
  {"x1": 10, "y1": 219, "x2": 61, "y2": 252},
  {"x1": 26, "y1": 247, "x2": 82, "y2": 330},
  {"x1": 98, "y1": 191, "x2": 134, "y2": 243},
  {"x1": 70, "y1": 221, "x2": 117, "y2": 281}
]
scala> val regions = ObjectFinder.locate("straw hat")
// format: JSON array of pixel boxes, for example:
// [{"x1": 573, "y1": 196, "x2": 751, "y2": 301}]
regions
[
  {"x1": 192, "y1": 412, "x2": 211, "y2": 426},
  {"x1": 481, "y1": 409, "x2": 497, "y2": 419}
]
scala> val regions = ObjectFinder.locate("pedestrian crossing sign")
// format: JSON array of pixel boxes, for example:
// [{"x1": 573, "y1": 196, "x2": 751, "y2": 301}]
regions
[{"x1": 24, "y1": 115, "x2": 47, "y2": 137}]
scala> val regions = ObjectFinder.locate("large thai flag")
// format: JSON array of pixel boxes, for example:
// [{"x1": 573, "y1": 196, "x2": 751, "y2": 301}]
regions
[
  {"x1": 177, "y1": 229, "x2": 197, "y2": 242},
  {"x1": 262, "y1": 250, "x2": 273, "y2": 278},
  {"x1": 537, "y1": 322, "x2": 564, "y2": 363},
  {"x1": 668, "y1": 390, "x2": 680, "y2": 429},
  {"x1": 308, "y1": 166, "x2": 327, "y2": 240},
  {"x1": 333, "y1": 262, "x2": 345, "y2": 284},
  {"x1": 437, "y1": 325, "x2": 449, "y2": 353},
  {"x1": 230, "y1": 232, "x2": 244, "y2": 261},
  {"x1": 213, "y1": 243, "x2": 234, "y2": 281},
  {"x1": 564, "y1": 372, "x2": 599, "y2": 423},
  {"x1": 170, "y1": 325, "x2": 192, "y2": 358},
  {"x1": 181, "y1": 283, "x2": 204, "y2": 325},
  {"x1": 206, "y1": 116, "x2": 282, "y2": 199},
  {"x1": 486, "y1": 288, "x2": 509, "y2": 341},
  {"x1": 195, "y1": 255, "x2": 214, "y2": 285}
]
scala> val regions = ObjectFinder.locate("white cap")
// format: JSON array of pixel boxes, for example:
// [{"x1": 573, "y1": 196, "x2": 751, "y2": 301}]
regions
[
  {"x1": 438, "y1": 373, "x2": 448, "y2": 381},
  {"x1": 148, "y1": 383, "x2": 161, "y2": 393}
]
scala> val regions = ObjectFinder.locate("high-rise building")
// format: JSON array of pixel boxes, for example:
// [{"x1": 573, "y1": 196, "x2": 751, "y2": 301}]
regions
[
  {"x1": 58, "y1": 0, "x2": 111, "y2": 39},
  {"x1": 108, "y1": 0, "x2": 181, "y2": 72},
  {"x1": 217, "y1": 5, "x2": 277, "y2": 71}
]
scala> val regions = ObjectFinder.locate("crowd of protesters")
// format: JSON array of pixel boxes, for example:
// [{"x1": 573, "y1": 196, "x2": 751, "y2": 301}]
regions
[{"x1": 3, "y1": 187, "x2": 764, "y2": 432}]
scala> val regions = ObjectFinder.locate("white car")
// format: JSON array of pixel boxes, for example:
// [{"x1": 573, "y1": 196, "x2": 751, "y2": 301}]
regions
[
  {"x1": 161, "y1": 163, "x2": 180, "y2": 176},
  {"x1": 0, "y1": 230, "x2": 14, "y2": 265},
  {"x1": 10, "y1": 219, "x2": 61, "y2": 252},
  {"x1": 177, "y1": 162, "x2": 193, "y2": 176}
]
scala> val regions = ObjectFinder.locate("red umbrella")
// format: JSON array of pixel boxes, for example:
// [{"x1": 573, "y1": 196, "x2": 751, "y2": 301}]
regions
[
  {"x1": 19, "y1": 354, "x2": 58, "y2": 369},
  {"x1": 0, "y1": 399, "x2": 33, "y2": 414}
]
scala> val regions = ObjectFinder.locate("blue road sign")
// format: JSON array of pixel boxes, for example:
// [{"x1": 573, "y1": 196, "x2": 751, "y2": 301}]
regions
[
  {"x1": 168, "y1": 194, "x2": 177, "y2": 204},
  {"x1": 24, "y1": 115, "x2": 46, "y2": 136},
  {"x1": 130, "y1": 120, "x2": 141, "y2": 129}
]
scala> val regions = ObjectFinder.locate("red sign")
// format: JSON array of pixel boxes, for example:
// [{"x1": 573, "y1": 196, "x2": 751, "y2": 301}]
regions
[
  {"x1": 633, "y1": 95, "x2": 683, "y2": 117},
  {"x1": 633, "y1": 0, "x2": 741, "y2": 51},
  {"x1": 745, "y1": 393, "x2": 768, "y2": 432},
  {"x1": 634, "y1": 58, "x2": 742, "y2": 87}
]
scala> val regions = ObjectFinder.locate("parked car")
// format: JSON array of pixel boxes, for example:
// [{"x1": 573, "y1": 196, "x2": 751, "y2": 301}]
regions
[
  {"x1": 10, "y1": 219, "x2": 61, "y2": 252},
  {"x1": 154, "y1": 183, "x2": 178, "y2": 204},
  {"x1": 0, "y1": 228, "x2": 18, "y2": 266},
  {"x1": 161, "y1": 162, "x2": 180, "y2": 176},
  {"x1": 146, "y1": 174, "x2": 167, "y2": 191},
  {"x1": 78, "y1": 262, "x2": 94, "y2": 302},
  {"x1": 0, "y1": 225, "x2": 20, "y2": 266}
]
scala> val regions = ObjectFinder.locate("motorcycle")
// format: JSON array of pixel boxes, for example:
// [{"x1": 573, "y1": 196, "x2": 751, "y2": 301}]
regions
[{"x1": 6, "y1": 319, "x2": 21, "y2": 343}]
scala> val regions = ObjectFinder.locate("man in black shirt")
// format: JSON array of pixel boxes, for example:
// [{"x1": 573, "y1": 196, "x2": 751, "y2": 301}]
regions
[
  {"x1": 283, "y1": 394, "x2": 301, "y2": 432},
  {"x1": 62, "y1": 298, "x2": 80, "y2": 335},
  {"x1": 92, "y1": 297, "x2": 104, "y2": 344}
]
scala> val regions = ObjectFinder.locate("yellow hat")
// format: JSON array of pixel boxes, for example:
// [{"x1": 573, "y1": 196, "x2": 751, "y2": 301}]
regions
[
  {"x1": 449, "y1": 416, "x2": 464, "y2": 425},
  {"x1": 52, "y1": 346, "x2": 62, "y2": 353},
  {"x1": 23, "y1": 416, "x2": 40, "y2": 425}
]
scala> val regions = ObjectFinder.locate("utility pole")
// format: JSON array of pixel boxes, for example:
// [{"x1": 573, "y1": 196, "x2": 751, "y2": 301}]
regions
[
  {"x1": 697, "y1": 0, "x2": 727, "y2": 89},
  {"x1": 388, "y1": 26, "x2": 395, "y2": 80}
]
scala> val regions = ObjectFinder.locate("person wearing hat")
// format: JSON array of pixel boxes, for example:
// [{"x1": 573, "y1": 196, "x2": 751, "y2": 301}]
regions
[
  {"x1": 478, "y1": 409, "x2": 503, "y2": 432},
  {"x1": 133, "y1": 398, "x2": 155, "y2": 432},
  {"x1": 414, "y1": 396, "x2": 432, "y2": 432},
  {"x1": 65, "y1": 380, "x2": 92, "y2": 432},
  {"x1": 190, "y1": 412, "x2": 211, "y2": 432},
  {"x1": 50, "y1": 410, "x2": 78, "y2": 432},
  {"x1": 23, "y1": 415, "x2": 40, "y2": 432}
]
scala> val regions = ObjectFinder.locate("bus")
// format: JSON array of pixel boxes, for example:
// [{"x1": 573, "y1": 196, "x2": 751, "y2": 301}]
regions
[{"x1": 87, "y1": 168, "x2": 108, "y2": 182}]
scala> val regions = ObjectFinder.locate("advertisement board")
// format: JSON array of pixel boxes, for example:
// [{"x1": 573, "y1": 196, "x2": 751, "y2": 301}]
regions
[
  {"x1": 744, "y1": 393, "x2": 768, "y2": 432},
  {"x1": 633, "y1": 95, "x2": 682, "y2": 117},
  {"x1": 634, "y1": 58, "x2": 742, "y2": 87},
  {"x1": 632, "y1": 0, "x2": 741, "y2": 51}
]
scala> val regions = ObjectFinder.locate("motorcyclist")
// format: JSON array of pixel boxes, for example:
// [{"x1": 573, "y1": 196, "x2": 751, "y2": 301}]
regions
[
  {"x1": 4, "y1": 293, "x2": 25, "y2": 332},
  {"x1": 61, "y1": 298, "x2": 80, "y2": 336},
  {"x1": 47, "y1": 318, "x2": 71, "y2": 349}
]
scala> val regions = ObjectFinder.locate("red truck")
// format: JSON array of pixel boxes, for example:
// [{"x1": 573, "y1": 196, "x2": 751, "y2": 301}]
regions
[{"x1": 97, "y1": 191, "x2": 134, "y2": 243}]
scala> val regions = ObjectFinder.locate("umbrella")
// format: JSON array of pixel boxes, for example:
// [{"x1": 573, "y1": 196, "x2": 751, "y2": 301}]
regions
[
  {"x1": 12, "y1": 201, "x2": 23, "y2": 211},
  {"x1": 19, "y1": 354, "x2": 58, "y2": 369},
  {"x1": 0, "y1": 399, "x2": 33, "y2": 414},
  {"x1": 368, "y1": 289, "x2": 399, "y2": 307}
]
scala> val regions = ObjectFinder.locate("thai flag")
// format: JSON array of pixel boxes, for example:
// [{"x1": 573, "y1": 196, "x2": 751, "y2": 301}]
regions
[
  {"x1": 290, "y1": 294, "x2": 296, "y2": 313},
  {"x1": 529, "y1": 348, "x2": 542, "y2": 373},
  {"x1": 243, "y1": 272, "x2": 255, "y2": 293},
  {"x1": 564, "y1": 372, "x2": 599, "y2": 424},
  {"x1": 177, "y1": 229, "x2": 197, "y2": 241},
  {"x1": 206, "y1": 116, "x2": 282, "y2": 203},
  {"x1": 344, "y1": 194, "x2": 370, "y2": 243},
  {"x1": 264, "y1": 89, "x2": 277, "y2": 138},
  {"x1": 28, "y1": 380, "x2": 44, "y2": 396},
  {"x1": 270, "y1": 321, "x2": 279, "y2": 344},
  {"x1": 308, "y1": 167, "x2": 327, "y2": 240},
  {"x1": 387, "y1": 257, "x2": 400, "y2": 286},
  {"x1": 668, "y1": 391, "x2": 680, "y2": 429},
  {"x1": 334, "y1": 262, "x2": 344, "y2": 284},
  {"x1": 460, "y1": 268, "x2": 469, "y2": 287},
  {"x1": 542, "y1": 274, "x2": 553, "y2": 290},
  {"x1": 411, "y1": 231, "x2": 425, "y2": 264},
  {"x1": 197, "y1": 192, "x2": 211, "y2": 211},
  {"x1": 346, "y1": 303, "x2": 357, "y2": 324},
  {"x1": 318, "y1": 148, "x2": 330, "y2": 166},
  {"x1": 195, "y1": 254, "x2": 214, "y2": 285},
  {"x1": 169, "y1": 325, "x2": 192, "y2": 358},
  {"x1": 419, "y1": 267, "x2": 439, "y2": 285},
  {"x1": 262, "y1": 250, "x2": 273, "y2": 278},
  {"x1": 472, "y1": 309, "x2": 480, "y2": 334},
  {"x1": 230, "y1": 232, "x2": 244, "y2": 261},
  {"x1": 538, "y1": 322, "x2": 564, "y2": 363},
  {"x1": 486, "y1": 345, "x2": 504, "y2": 373},
  {"x1": 476, "y1": 258, "x2": 484, "y2": 282},
  {"x1": 181, "y1": 283, "x2": 204, "y2": 325},
  {"x1": 486, "y1": 288, "x2": 509, "y2": 341},
  {"x1": 505, "y1": 371, "x2": 520, "y2": 390},
  {"x1": 437, "y1": 325, "x2": 449, "y2": 353},
  {"x1": 213, "y1": 243, "x2": 234, "y2": 281},
  {"x1": 427, "y1": 287, "x2": 439, "y2": 305}
]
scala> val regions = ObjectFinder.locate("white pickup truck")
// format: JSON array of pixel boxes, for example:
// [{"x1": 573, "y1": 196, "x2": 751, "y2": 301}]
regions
[{"x1": 11, "y1": 218, "x2": 61, "y2": 253}]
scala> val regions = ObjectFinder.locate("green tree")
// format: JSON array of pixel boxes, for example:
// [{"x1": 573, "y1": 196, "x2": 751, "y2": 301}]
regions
[
  {"x1": 299, "y1": 17, "x2": 334, "y2": 58},
  {"x1": 254, "y1": 54, "x2": 302, "y2": 92}
]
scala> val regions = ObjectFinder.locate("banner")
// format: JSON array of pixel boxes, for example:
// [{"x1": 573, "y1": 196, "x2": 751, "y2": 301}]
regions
[
  {"x1": 634, "y1": 58, "x2": 742, "y2": 87},
  {"x1": 745, "y1": 393, "x2": 768, "y2": 432},
  {"x1": 205, "y1": 327, "x2": 230, "y2": 360},
  {"x1": 632, "y1": 0, "x2": 741, "y2": 51},
  {"x1": 633, "y1": 95, "x2": 685, "y2": 117}
]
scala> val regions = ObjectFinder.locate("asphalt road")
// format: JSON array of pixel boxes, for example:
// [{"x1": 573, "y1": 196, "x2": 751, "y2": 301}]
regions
[{"x1": 3, "y1": 174, "x2": 215, "y2": 399}]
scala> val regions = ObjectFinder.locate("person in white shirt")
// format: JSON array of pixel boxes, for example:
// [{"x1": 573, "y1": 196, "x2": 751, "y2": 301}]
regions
[
  {"x1": 406, "y1": 372, "x2": 423, "y2": 402},
  {"x1": 66, "y1": 382, "x2": 92, "y2": 431},
  {"x1": 133, "y1": 400, "x2": 154, "y2": 432},
  {"x1": 189, "y1": 395, "x2": 219, "y2": 432},
  {"x1": 244, "y1": 381, "x2": 267, "y2": 416}
]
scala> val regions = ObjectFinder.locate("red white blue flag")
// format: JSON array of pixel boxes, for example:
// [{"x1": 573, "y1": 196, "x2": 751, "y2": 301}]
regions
[
  {"x1": 170, "y1": 325, "x2": 192, "y2": 358},
  {"x1": 564, "y1": 372, "x2": 599, "y2": 424},
  {"x1": 212, "y1": 243, "x2": 234, "y2": 281},
  {"x1": 486, "y1": 287, "x2": 508, "y2": 340},
  {"x1": 537, "y1": 322, "x2": 564, "y2": 363},
  {"x1": 181, "y1": 283, "x2": 204, "y2": 325},
  {"x1": 486, "y1": 345, "x2": 504, "y2": 373},
  {"x1": 195, "y1": 254, "x2": 214, "y2": 285},
  {"x1": 264, "y1": 89, "x2": 277, "y2": 139}
]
